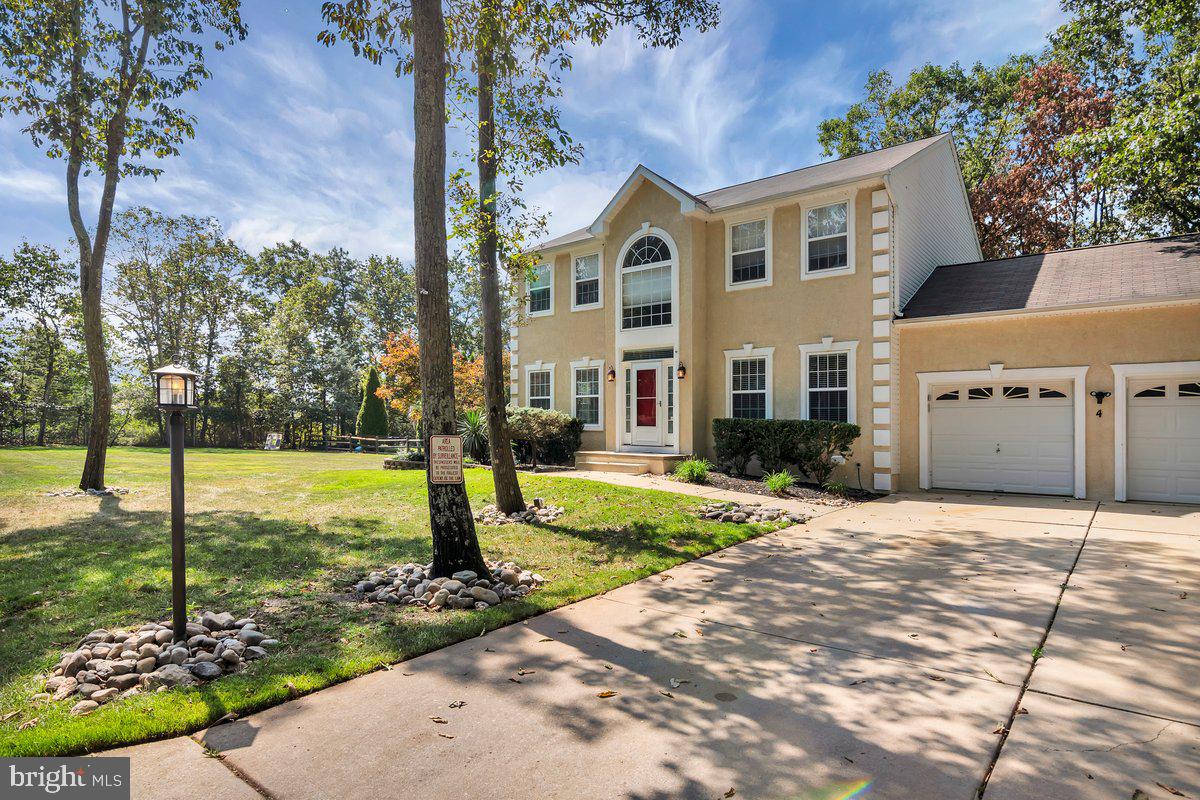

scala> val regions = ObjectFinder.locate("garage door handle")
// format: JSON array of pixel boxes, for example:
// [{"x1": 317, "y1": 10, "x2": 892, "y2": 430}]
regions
[{"x1": 995, "y1": 444, "x2": 1001, "y2": 454}]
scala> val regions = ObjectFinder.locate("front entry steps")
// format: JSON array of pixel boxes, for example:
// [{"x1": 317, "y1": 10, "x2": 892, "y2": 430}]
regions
[{"x1": 574, "y1": 450, "x2": 690, "y2": 476}]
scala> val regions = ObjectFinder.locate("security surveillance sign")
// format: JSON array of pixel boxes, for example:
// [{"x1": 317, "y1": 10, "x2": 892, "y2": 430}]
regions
[{"x1": 428, "y1": 435, "x2": 464, "y2": 484}]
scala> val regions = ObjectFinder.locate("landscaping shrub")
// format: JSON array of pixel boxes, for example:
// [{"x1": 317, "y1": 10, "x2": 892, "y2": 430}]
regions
[
  {"x1": 673, "y1": 458, "x2": 712, "y2": 484},
  {"x1": 507, "y1": 406, "x2": 582, "y2": 467},
  {"x1": 712, "y1": 418, "x2": 861, "y2": 484},
  {"x1": 355, "y1": 365, "x2": 389, "y2": 437},
  {"x1": 763, "y1": 470, "x2": 795, "y2": 496},
  {"x1": 458, "y1": 409, "x2": 489, "y2": 462}
]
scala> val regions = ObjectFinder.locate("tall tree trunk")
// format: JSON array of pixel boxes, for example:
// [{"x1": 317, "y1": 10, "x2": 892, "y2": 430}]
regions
[
  {"x1": 412, "y1": 0, "x2": 487, "y2": 579},
  {"x1": 37, "y1": 329, "x2": 58, "y2": 447},
  {"x1": 77, "y1": 246, "x2": 112, "y2": 489},
  {"x1": 476, "y1": 13, "x2": 525, "y2": 514}
]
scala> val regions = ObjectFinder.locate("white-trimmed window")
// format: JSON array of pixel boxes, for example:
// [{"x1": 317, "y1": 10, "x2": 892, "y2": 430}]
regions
[
  {"x1": 621, "y1": 234, "x2": 672, "y2": 329},
  {"x1": 799, "y1": 340, "x2": 858, "y2": 423},
  {"x1": 527, "y1": 264, "x2": 552, "y2": 316},
  {"x1": 727, "y1": 216, "x2": 770, "y2": 288},
  {"x1": 571, "y1": 360, "x2": 603, "y2": 430},
  {"x1": 527, "y1": 367, "x2": 553, "y2": 409},
  {"x1": 802, "y1": 200, "x2": 853, "y2": 279},
  {"x1": 725, "y1": 346, "x2": 774, "y2": 419},
  {"x1": 572, "y1": 253, "x2": 601, "y2": 310}
]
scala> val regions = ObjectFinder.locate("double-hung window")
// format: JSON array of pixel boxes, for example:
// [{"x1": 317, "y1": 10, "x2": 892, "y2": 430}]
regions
[
  {"x1": 572, "y1": 365, "x2": 601, "y2": 429},
  {"x1": 528, "y1": 369, "x2": 552, "y2": 409},
  {"x1": 727, "y1": 355, "x2": 770, "y2": 419},
  {"x1": 527, "y1": 264, "x2": 552, "y2": 316},
  {"x1": 573, "y1": 254, "x2": 600, "y2": 310},
  {"x1": 807, "y1": 352, "x2": 849, "y2": 421},
  {"x1": 799, "y1": 341, "x2": 857, "y2": 423},
  {"x1": 803, "y1": 201, "x2": 851, "y2": 277},
  {"x1": 728, "y1": 218, "x2": 768, "y2": 287}
]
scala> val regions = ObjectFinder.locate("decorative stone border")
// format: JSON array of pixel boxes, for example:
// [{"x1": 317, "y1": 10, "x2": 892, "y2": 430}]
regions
[
  {"x1": 44, "y1": 487, "x2": 131, "y2": 497},
  {"x1": 39, "y1": 613, "x2": 276, "y2": 716},
  {"x1": 350, "y1": 561, "x2": 545, "y2": 610},
  {"x1": 697, "y1": 501, "x2": 808, "y2": 525},
  {"x1": 474, "y1": 499, "x2": 564, "y2": 525}
]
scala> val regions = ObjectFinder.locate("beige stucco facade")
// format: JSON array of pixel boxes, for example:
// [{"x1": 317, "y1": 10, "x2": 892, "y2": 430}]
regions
[
  {"x1": 894, "y1": 302, "x2": 1200, "y2": 500},
  {"x1": 515, "y1": 175, "x2": 894, "y2": 489}
]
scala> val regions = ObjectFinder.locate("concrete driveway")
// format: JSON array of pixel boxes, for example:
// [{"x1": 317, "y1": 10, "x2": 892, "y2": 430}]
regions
[{"x1": 109, "y1": 492, "x2": 1200, "y2": 800}]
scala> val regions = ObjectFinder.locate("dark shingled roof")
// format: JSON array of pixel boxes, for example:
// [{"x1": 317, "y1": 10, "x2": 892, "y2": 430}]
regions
[{"x1": 902, "y1": 235, "x2": 1200, "y2": 319}]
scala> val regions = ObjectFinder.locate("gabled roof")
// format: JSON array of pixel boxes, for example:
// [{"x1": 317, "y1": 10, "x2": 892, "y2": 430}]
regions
[
  {"x1": 901, "y1": 235, "x2": 1200, "y2": 320},
  {"x1": 697, "y1": 134, "x2": 948, "y2": 211},
  {"x1": 532, "y1": 134, "x2": 952, "y2": 253}
]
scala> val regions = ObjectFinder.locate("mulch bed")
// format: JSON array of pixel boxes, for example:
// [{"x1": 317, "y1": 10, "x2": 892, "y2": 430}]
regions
[{"x1": 685, "y1": 470, "x2": 873, "y2": 506}]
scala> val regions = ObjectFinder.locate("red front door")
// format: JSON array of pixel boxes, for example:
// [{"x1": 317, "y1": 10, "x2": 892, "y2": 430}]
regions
[{"x1": 636, "y1": 367, "x2": 658, "y2": 428}]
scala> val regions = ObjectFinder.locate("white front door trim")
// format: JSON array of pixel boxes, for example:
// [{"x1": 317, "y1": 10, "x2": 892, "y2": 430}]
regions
[
  {"x1": 1112, "y1": 360, "x2": 1200, "y2": 502},
  {"x1": 918, "y1": 365, "x2": 1089, "y2": 499}
]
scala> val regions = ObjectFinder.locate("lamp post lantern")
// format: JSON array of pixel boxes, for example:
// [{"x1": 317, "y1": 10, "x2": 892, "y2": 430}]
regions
[{"x1": 151, "y1": 364, "x2": 200, "y2": 643}]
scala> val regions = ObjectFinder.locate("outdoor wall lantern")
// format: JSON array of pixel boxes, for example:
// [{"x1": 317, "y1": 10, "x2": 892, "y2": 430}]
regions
[
  {"x1": 606, "y1": 367, "x2": 616, "y2": 383},
  {"x1": 1090, "y1": 389, "x2": 1111, "y2": 417},
  {"x1": 676, "y1": 363, "x2": 687, "y2": 381},
  {"x1": 151, "y1": 364, "x2": 200, "y2": 643}
]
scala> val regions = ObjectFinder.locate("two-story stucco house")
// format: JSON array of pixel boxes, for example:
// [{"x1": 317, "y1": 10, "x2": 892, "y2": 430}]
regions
[{"x1": 512, "y1": 133, "x2": 1200, "y2": 503}]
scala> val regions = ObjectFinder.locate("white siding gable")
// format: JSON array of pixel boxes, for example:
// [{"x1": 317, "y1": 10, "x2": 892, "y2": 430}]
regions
[{"x1": 888, "y1": 136, "x2": 982, "y2": 310}]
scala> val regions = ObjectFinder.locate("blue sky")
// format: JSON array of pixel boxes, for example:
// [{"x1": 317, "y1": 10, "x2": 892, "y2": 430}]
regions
[{"x1": 0, "y1": 0, "x2": 1064, "y2": 261}]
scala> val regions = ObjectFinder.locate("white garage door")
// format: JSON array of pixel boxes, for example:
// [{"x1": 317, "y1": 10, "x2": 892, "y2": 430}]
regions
[
  {"x1": 1127, "y1": 378, "x2": 1200, "y2": 503},
  {"x1": 930, "y1": 382, "x2": 1075, "y2": 495}
]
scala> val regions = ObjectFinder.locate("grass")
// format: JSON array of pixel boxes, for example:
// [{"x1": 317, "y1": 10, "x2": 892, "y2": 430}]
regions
[{"x1": 0, "y1": 446, "x2": 782, "y2": 757}]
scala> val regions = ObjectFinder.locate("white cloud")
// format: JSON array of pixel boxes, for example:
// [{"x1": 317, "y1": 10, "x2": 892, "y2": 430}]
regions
[
  {"x1": 0, "y1": 167, "x2": 60, "y2": 204},
  {"x1": 885, "y1": 0, "x2": 1064, "y2": 73}
]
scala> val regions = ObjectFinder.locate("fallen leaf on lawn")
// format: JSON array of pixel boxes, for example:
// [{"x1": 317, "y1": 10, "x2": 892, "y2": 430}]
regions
[
  {"x1": 402, "y1": 672, "x2": 414, "y2": 676},
  {"x1": 212, "y1": 712, "x2": 238, "y2": 726},
  {"x1": 701, "y1": 578, "x2": 714, "y2": 583},
  {"x1": 429, "y1": 716, "x2": 448, "y2": 724},
  {"x1": 1, "y1": 711, "x2": 19, "y2": 722},
  {"x1": 537, "y1": 638, "x2": 553, "y2": 642},
  {"x1": 517, "y1": 669, "x2": 536, "y2": 676},
  {"x1": 908, "y1": 633, "x2": 919, "y2": 639},
  {"x1": 438, "y1": 733, "x2": 455, "y2": 740},
  {"x1": 1180, "y1": 592, "x2": 1188, "y2": 600},
  {"x1": 484, "y1": 647, "x2": 494, "y2": 652},
  {"x1": 724, "y1": 789, "x2": 736, "y2": 798},
  {"x1": 660, "y1": 574, "x2": 673, "y2": 581},
  {"x1": 18, "y1": 718, "x2": 38, "y2": 730},
  {"x1": 285, "y1": 682, "x2": 299, "y2": 698},
  {"x1": 603, "y1": 664, "x2": 613, "y2": 670},
  {"x1": 1155, "y1": 782, "x2": 1185, "y2": 796},
  {"x1": 449, "y1": 700, "x2": 467, "y2": 709},
  {"x1": 659, "y1": 691, "x2": 674, "y2": 698},
  {"x1": 669, "y1": 678, "x2": 688, "y2": 688},
  {"x1": 1017, "y1": 707, "x2": 1028, "y2": 715},
  {"x1": 992, "y1": 727, "x2": 1007, "y2": 735},
  {"x1": 671, "y1": 631, "x2": 688, "y2": 639},
  {"x1": 694, "y1": 628, "x2": 704, "y2": 637},
  {"x1": 928, "y1": 675, "x2": 946, "y2": 681},
  {"x1": 597, "y1": 691, "x2": 618, "y2": 698},
  {"x1": 378, "y1": 663, "x2": 393, "y2": 671}
]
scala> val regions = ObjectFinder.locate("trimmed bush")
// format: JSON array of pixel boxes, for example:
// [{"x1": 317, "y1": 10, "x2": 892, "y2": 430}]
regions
[
  {"x1": 712, "y1": 418, "x2": 861, "y2": 484},
  {"x1": 673, "y1": 458, "x2": 712, "y2": 484},
  {"x1": 763, "y1": 470, "x2": 795, "y2": 496},
  {"x1": 355, "y1": 365, "x2": 389, "y2": 437},
  {"x1": 507, "y1": 406, "x2": 582, "y2": 467},
  {"x1": 458, "y1": 409, "x2": 489, "y2": 462}
]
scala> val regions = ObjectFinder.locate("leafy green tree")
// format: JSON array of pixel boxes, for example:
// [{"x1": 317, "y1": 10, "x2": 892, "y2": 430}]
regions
[
  {"x1": 1059, "y1": 0, "x2": 1200, "y2": 232},
  {"x1": 355, "y1": 365, "x2": 389, "y2": 437},
  {"x1": 0, "y1": 0, "x2": 246, "y2": 488},
  {"x1": 0, "y1": 243, "x2": 81, "y2": 445}
]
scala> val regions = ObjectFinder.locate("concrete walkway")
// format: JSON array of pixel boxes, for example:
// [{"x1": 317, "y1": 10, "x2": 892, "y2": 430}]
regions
[{"x1": 106, "y1": 490, "x2": 1200, "y2": 800}]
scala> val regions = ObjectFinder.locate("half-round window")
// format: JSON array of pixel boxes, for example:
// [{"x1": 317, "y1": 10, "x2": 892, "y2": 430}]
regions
[
  {"x1": 623, "y1": 235, "x2": 671, "y2": 269},
  {"x1": 620, "y1": 235, "x2": 673, "y2": 329}
]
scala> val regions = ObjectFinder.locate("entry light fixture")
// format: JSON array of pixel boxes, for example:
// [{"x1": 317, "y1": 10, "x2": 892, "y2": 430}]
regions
[
  {"x1": 1090, "y1": 390, "x2": 1111, "y2": 418},
  {"x1": 606, "y1": 367, "x2": 616, "y2": 383},
  {"x1": 676, "y1": 362, "x2": 687, "y2": 381}
]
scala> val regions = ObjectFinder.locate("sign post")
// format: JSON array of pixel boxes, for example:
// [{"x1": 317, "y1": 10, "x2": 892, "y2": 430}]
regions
[{"x1": 428, "y1": 434, "x2": 464, "y2": 484}]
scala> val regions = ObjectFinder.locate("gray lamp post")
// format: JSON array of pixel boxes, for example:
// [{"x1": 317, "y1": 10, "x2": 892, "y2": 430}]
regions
[{"x1": 151, "y1": 364, "x2": 200, "y2": 643}]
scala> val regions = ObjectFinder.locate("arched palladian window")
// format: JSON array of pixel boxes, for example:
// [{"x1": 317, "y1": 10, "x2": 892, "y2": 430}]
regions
[{"x1": 621, "y1": 234, "x2": 672, "y2": 329}]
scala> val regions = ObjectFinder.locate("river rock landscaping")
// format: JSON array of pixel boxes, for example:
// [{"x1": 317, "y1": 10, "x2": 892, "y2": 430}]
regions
[
  {"x1": 474, "y1": 499, "x2": 565, "y2": 525},
  {"x1": 41, "y1": 613, "x2": 276, "y2": 717},
  {"x1": 43, "y1": 487, "x2": 131, "y2": 498},
  {"x1": 350, "y1": 560, "x2": 546, "y2": 609},
  {"x1": 697, "y1": 501, "x2": 809, "y2": 525}
]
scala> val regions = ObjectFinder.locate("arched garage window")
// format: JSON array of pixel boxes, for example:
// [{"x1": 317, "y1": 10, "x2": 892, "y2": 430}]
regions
[{"x1": 621, "y1": 235, "x2": 672, "y2": 329}]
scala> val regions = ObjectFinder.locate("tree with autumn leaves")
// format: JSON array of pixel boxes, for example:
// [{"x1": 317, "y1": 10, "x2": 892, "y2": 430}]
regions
[{"x1": 375, "y1": 331, "x2": 490, "y2": 427}]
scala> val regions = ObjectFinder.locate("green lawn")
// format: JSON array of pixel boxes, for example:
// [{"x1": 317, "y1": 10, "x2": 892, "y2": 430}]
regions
[{"x1": 0, "y1": 447, "x2": 779, "y2": 757}]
